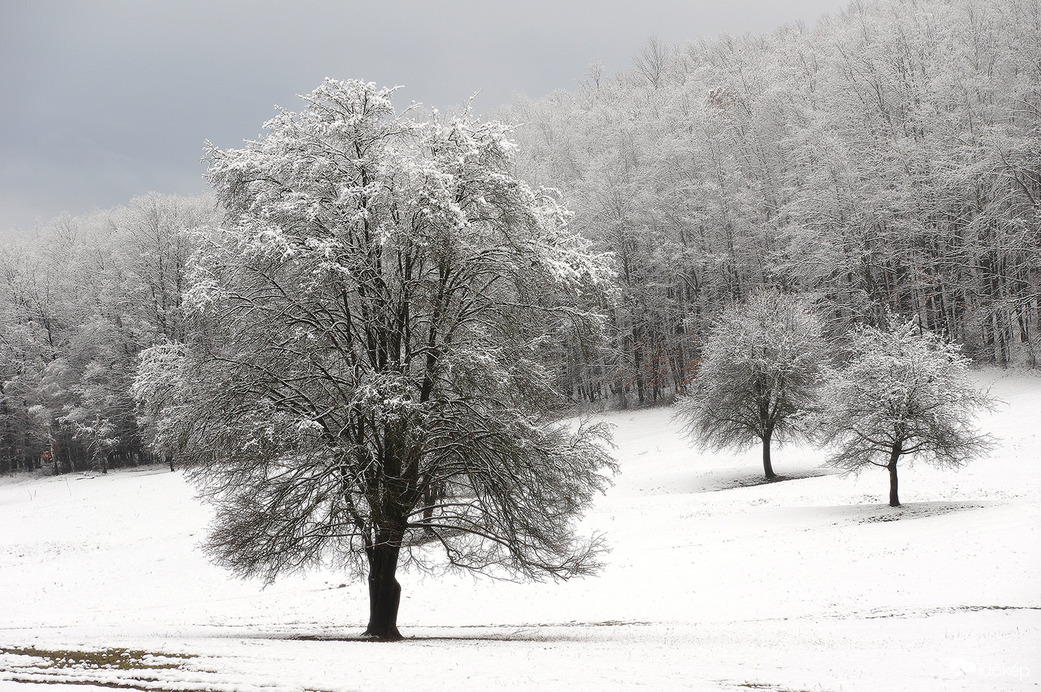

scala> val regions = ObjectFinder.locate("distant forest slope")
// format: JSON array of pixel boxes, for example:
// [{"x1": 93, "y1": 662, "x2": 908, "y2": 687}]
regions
[{"x1": 502, "y1": 0, "x2": 1040, "y2": 401}]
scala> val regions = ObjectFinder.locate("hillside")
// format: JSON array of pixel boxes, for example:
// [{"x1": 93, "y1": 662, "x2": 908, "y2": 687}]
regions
[{"x1": 1, "y1": 369, "x2": 1038, "y2": 691}]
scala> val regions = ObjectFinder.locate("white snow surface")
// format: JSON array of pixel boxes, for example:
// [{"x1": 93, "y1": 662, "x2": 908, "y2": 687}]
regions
[{"x1": 1, "y1": 370, "x2": 1037, "y2": 691}]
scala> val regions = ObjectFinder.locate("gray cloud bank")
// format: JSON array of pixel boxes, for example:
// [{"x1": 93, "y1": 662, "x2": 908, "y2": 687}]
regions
[{"x1": 1, "y1": 0, "x2": 848, "y2": 237}]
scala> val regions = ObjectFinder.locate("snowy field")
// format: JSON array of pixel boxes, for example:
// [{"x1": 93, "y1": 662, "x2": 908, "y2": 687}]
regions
[{"x1": 1, "y1": 370, "x2": 1038, "y2": 691}]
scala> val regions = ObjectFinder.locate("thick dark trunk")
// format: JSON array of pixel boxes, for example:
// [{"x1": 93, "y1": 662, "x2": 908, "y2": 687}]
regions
[
  {"x1": 364, "y1": 541, "x2": 403, "y2": 640},
  {"x1": 887, "y1": 442, "x2": 902, "y2": 507},
  {"x1": 762, "y1": 429, "x2": 776, "y2": 480}
]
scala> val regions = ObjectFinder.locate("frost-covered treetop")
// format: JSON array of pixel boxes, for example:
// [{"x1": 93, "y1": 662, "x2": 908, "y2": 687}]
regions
[{"x1": 196, "y1": 78, "x2": 612, "y2": 313}]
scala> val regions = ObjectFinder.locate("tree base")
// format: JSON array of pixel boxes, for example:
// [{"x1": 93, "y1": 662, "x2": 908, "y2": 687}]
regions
[
  {"x1": 366, "y1": 542, "x2": 403, "y2": 642},
  {"x1": 360, "y1": 631, "x2": 404, "y2": 641}
]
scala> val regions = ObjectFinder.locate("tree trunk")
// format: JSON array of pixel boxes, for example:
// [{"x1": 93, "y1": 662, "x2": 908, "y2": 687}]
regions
[
  {"x1": 887, "y1": 441, "x2": 902, "y2": 507},
  {"x1": 421, "y1": 481, "x2": 442, "y2": 537},
  {"x1": 762, "y1": 429, "x2": 776, "y2": 480},
  {"x1": 364, "y1": 540, "x2": 403, "y2": 640}
]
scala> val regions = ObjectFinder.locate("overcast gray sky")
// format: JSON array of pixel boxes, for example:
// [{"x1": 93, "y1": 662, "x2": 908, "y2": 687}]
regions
[{"x1": 1, "y1": 0, "x2": 850, "y2": 237}]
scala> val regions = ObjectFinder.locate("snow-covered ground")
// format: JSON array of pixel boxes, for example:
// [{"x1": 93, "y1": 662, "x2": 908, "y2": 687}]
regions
[{"x1": 1, "y1": 370, "x2": 1038, "y2": 691}]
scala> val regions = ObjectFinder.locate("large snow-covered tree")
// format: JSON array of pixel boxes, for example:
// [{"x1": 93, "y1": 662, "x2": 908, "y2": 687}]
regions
[
  {"x1": 674, "y1": 290, "x2": 826, "y2": 479},
  {"x1": 134, "y1": 79, "x2": 616, "y2": 640},
  {"x1": 817, "y1": 318, "x2": 993, "y2": 507}
]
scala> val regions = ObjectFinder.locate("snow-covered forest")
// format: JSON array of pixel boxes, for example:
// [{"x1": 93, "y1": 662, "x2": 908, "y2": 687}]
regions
[
  {"x1": 502, "y1": 0, "x2": 1041, "y2": 402},
  {"x1": 2, "y1": 0, "x2": 1038, "y2": 477}
]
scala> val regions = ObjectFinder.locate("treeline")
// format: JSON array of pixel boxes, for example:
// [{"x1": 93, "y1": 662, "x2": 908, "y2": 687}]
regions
[
  {"x1": 0, "y1": 194, "x2": 216, "y2": 473},
  {"x1": 502, "y1": 0, "x2": 1041, "y2": 404},
  {"x1": 2, "y1": 0, "x2": 1039, "y2": 474}
]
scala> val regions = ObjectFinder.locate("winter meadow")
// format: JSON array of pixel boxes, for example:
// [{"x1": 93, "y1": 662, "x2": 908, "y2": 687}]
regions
[{"x1": 1, "y1": 0, "x2": 1039, "y2": 690}]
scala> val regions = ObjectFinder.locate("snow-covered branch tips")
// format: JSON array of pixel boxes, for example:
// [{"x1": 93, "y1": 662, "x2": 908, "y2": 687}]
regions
[{"x1": 133, "y1": 79, "x2": 617, "y2": 640}]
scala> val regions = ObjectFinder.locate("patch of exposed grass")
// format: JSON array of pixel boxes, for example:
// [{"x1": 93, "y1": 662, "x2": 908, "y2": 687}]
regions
[{"x1": 0, "y1": 645, "x2": 192, "y2": 671}]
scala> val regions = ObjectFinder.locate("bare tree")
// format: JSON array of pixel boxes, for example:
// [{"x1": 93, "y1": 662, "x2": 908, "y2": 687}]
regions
[
  {"x1": 633, "y1": 36, "x2": 670, "y2": 89},
  {"x1": 134, "y1": 80, "x2": 616, "y2": 640},
  {"x1": 675, "y1": 290, "x2": 826, "y2": 479},
  {"x1": 817, "y1": 318, "x2": 994, "y2": 507}
]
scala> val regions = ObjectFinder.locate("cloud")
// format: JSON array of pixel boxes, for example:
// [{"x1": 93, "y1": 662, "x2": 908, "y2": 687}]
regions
[{"x1": 1, "y1": 0, "x2": 850, "y2": 236}]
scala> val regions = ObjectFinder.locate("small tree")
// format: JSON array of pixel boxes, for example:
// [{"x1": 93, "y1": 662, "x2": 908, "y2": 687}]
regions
[
  {"x1": 818, "y1": 318, "x2": 994, "y2": 507},
  {"x1": 134, "y1": 80, "x2": 615, "y2": 640},
  {"x1": 675, "y1": 290, "x2": 826, "y2": 479}
]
